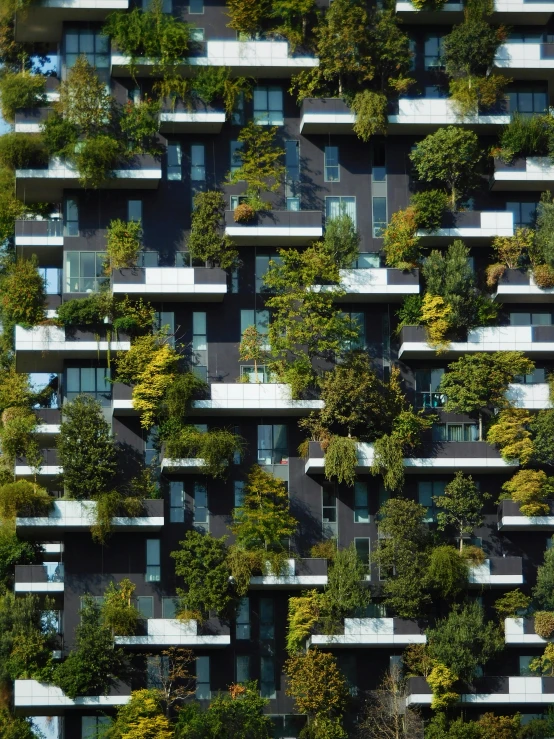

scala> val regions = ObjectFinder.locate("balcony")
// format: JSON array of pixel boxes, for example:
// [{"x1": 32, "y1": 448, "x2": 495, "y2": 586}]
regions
[
  {"x1": 304, "y1": 440, "x2": 515, "y2": 475},
  {"x1": 15, "y1": 563, "x2": 64, "y2": 593},
  {"x1": 495, "y1": 269, "x2": 554, "y2": 302},
  {"x1": 406, "y1": 676, "x2": 554, "y2": 705},
  {"x1": 35, "y1": 408, "x2": 62, "y2": 437},
  {"x1": 398, "y1": 325, "x2": 554, "y2": 359},
  {"x1": 416, "y1": 211, "x2": 514, "y2": 244},
  {"x1": 15, "y1": 218, "x2": 63, "y2": 256},
  {"x1": 250, "y1": 558, "x2": 328, "y2": 588},
  {"x1": 299, "y1": 98, "x2": 356, "y2": 135},
  {"x1": 112, "y1": 40, "x2": 318, "y2": 78},
  {"x1": 224, "y1": 210, "x2": 323, "y2": 246},
  {"x1": 308, "y1": 618, "x2": 426, "y2": 648},
  {"x1": 159, "y1": 101, "x2": 226, "y2": 133},
  {"x1": 14, "y1": 0, "x2": 129, "y2": 44},
  {"x1": 505, "y1": 382, "x2": 551, "y2": 409},
  {"x1": 160, "y1": 456, "x2": 210, "y2": 474},
  {"x1": 388, "y1": 97, "x2": 510, "y2": 133},
  {"x1": 191, "y1": 383, "x2": 324, "y2": 416},
  {"x1": 115, "y1": 618, "x2": 230, "y2": 648},
  {"x1": 14, "y1": 106, "x2": 53, "y2": 134},
  {"x1": 15, "y1": 448, "x2": 62, "y2": 478},
  {"x1": 505, "y1": 617, "x2": 551, "y2": 645},
  {"x1": 495, "y1": 42, "x2": 554, "y2": 77},
  {"x1": 16, "y1": 156, "x2": 162, "y2": 202},
  {"x1": 14, "y1": 679, "x2": 130, "y2": 715},
  {"x1": 468, "y1": 557, "x2": 523, "y2": 586},
  {"x1": 112, "y1": 267, "x2": 227, "y2": 301},
  {"x1": 395, "y1": 0, "x2": 554, "y2": 23},
  {"x1": 329, "y1": 268, "x2": 420, "y2": 302},
  {"x1": 498, "y1": 499, "x2": 554, "y2": 530},
  {"x1": 16, "y1": 500, "x2": 164, "y2": 535},
  {"x1": 492, "y1": 157, "x2": 554, "y2": 191},
  {"x1": 15, "y1": 325, "x2": 131, "y2": 373}
]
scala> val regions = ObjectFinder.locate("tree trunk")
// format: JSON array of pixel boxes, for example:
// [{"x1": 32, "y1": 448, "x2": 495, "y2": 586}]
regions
[
  {"x1": 478, "y1": 411, "x2": 483, "y2": 442},
  {"x1": 459, "y1": 529, "x2": 464, "y2": 552}
]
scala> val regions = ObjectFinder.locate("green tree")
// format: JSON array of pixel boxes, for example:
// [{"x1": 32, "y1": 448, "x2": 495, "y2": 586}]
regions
[
  {"x1": 225, "y1": 0, "x2": 271, "y2": 37},
  {"x1": 171, "y1": 531, "x2": 234, "y2": 622},
  {"x1": 439, "y1": 352, "x2": 535, "y2": 440},
  {"x1": 531, "y1": 409, "x2": 554, "y2": 466},
  {"x1": 57, "y1": 55, "x2": 113, "y2": 137},
  {"x1": 426, "y1": 545, "x2": 468, "y2": 600},
  {"x1": 494, "y1": 589, "x2": 531, "y2": 620},
  {"x1": 57, "y1": 395, "x2": 118, "y2": 498},
  {"x1": 425, "y1": 713, "x2": 481, "y2": 739},
  {"x1": 321, "y1": 212, "x2": 360, "y2": 268},
  {"x1": 409, "y1": 127, "x2": 482, "y2": 209},
  {"x1": 534, "y1": 542, "x2": 554, "y2": 610},
  {"x1": 357, "y1": 669, "x2": 424, "y2": 739},
  {"x1": 101, "y1": 578, "x2": 140, "y2": 637},
  {"x1": 239, "y1": 325, "x2": 268, "y2": 379},
  {"x1": 422, "y1": 240, "x2": 477, "y2": 331},
  {"x1": 433, "y1": 472, "x2": 489, "y2": 550},
  {"x1": 487, "y1": 407, "x2": 534, "y2": 465},
  {"x1": 427, "y1": 602, "x2": 503, "y2": 683},
  {"x1": 502, "y1": 469, "x2": 554, "y2": 516},
  {"x1": 321, "y1": 543, "x2": 370, "y2": 631},
  {"x1": 382, "y1": 207, "x2": 420, "y2": 269},
  {"x1": 0, "y1": 711, "x2": 39, "y2": 739},
  {"x1": 53, "y1": 597, "x2": 126, "y2": 698},
  {"x1": 106, "y1": 219, "x2": 143, "y2": 270},
  {"x1": 188, "y1": 190, "x2": 238, "y2": 269},
  {"x1": 271, "y1": 0, "x2": 315, "y2": 50},
  {"x1": 0, "y1": 70, "x2": 45, "y2": 123},
  {"x1": 107, "y1": 689, "x2": 172, "y2": 739},
  {"x1": 478, "y1": 713, "x2": 521, "y2": 739},
  {"x1": 227, "y1": 121, "x2": 285, "y2": 210},
  {"x1": 0, "y1": 526, "x2": 41, "y2": 594},
  {"x1": 0, "y1": 256, "x2": 45, "y2": 329}
]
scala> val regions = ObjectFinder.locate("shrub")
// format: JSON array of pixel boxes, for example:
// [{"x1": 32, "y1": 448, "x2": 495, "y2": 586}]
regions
[
  {"x1": 286, "y1": 590, "x2": 322, "y2": 654},
  {"x1": 411, "y1": 189, "x2": 449, "y2": 232},
  {"x1": 165, "y1": 426, "x2": 245, "y2": 479},
  {"x1": 100, "y1": 578, "x2": 140, "y2": 636},
  {"x1": 41, "y1": 113, "x2": 78, "y2": 158},
  {"x1": 426, "y1": 545, "x2": 468, "y2": 600},
  {"x1": 460, "y1": 545, "x2": 486, "y2": 566},
  {"x1": 0, "y1": 132, "x2": 47, "y2": 170},
  {"x1": 487, "y1": 407, "x2": 533, "y2": 465},
  {"x1": 492, "y1": 228, "x2": 534, "y2": 270},
  {"x1": 372, "y1": 433, "x2": 405, "y2": 492},
  {"x1": 0, "y1": 256, "x2": 45, "y2": 329},
  {"x1": 106, "y1": 218, "x2": 142, "y2": 270},
  {"x1": 284, "y1": 649, "x2": 349, "y2": 724},
  {"x1": 499, "y1": 112, "x2": 552, "y2": 161},
  {"x1": 396, "y1": 295, "x2": 423, "y2": 333},
  {"x1": 324, "y1": 435, "x2": 357, "y2": 486},
  {"x1": 0, "y1": 407, "x2": 41, "y2": 470},
  {"x1": 530, "y1": 642, "x2": 554, "y2": 676},
  {"x1": 531, "y1": 409, "x2": 554, "y2": 466},
  {"x1": 0, "y1": 481, "x2": 51, "y2": 519},
  {"x1": 382, "y1": 207, "x2": 420, "y2": 268},
  {"x1": 486, "y1": 262, "x2": 506, "y2": 287},
  {"x1": 56, "y1": 293, "x2": 111, "y2": 326},
  {"x1": 0, "y1": 71, "x2": 46, "y2": 122},
  {"x1": 350, "y1": 89, "x2": 387, "y2": 142},
  {"x1": 502, "y1": 469, "x2": 553, "y2": 517},
  {"x1": 427, "y1": 663, "x2": 459, "y2": 711},
  {"x1": 91, "y1": 491, "x2": 144, "y2": 544},
  {"x1": 118, "y1": 97, "x2": 161, "y2": 155},
  {"x1": 57, "y1": 55, "x2": 113, "y2": 136},
  {"x1": 421, "y1": 293, "x2": 451, "y2": 350},
  {"x1": 233, "y1": 202, "x2": 255, "y2": 223},
  {"x1": 494, "y1": 589, "x2": 531, "y2": 620},
  {"x1": 74, "y1": 135, "x2": 124, "y2": 189},
  {"x1": 188, "y1": 190, "x2": 238, "y2": 269},
  {"x1": 534, "y1": 611, "x2": 554, "y2": 639},
  {"x1": 533, "y1": 263, "x2": 554, "y2": 288},
  {"x1": 192, "y1": 66, "x2": 252, "y2": 115}
]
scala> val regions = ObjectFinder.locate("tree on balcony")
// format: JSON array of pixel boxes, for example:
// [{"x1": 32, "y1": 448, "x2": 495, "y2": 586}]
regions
[
  {"x1": 0, "y1": 71, "x2": 45, "y2": 123},
  {"x1": 534, "y1": 543, "x2": 554, "y2": 611},
  {"x1": 501, "y1": 469, "x2": 554, "y2": 517},
  {"x1": 433, "y1": 472, "x2": 489, "y2": 551},
  {"x1": 106, "y1": 219, "x2": 143, "y2": 271},
  {"x1": 0, "y1": 710, "x2": 40, "y2": 739},
  {"x1": 188, "y1": 191, "x2": 238, "y2": 269},
  {"x1": 531, "y1": 408, "x2": 554, "y2": 466},
  {"x1": 100, "y1": 579, "x2": 140, "y2": 637},
  {"x1": 487, "y1": 407, "x2": 534, "y2": 464},
  {"x1": 0, "y1": 526, "x2": 41, "y2": 595},
  {"x1": 106, "y1": 689, "x2": 172, "y2": 739},
  {"x1": 0, "y1": 255, "x2": 45, "y2": 331},
  {"x1": 358, "y1": 668, "x2": 424, "y2": 739}
]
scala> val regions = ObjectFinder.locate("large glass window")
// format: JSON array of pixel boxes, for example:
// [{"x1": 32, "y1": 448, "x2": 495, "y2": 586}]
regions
[
  {"x1": 372, "y1": 196, "x2": 387, "y2": 238},
  {"x1": 193, "y1": 482, "x2": 209, "y2": 532},
  {"x1": 237, "y1": 597, "x2": 250, "y2": 639},
  {"x1": 236, "y1": 655, "x2": 250, "y2": 683},
  {"x1": 196, "y1": 656, "x2": 210, "y2": 699},
  {"x1": 64, "y1": 198, "x2": 78, "y2": 236},
  {"x1": 326, "y1": 196, "x2": 356, "y2": 228},
  {"x1": 162, "y1": 597, "x2": 178, "y2": 618},
  {"x1": 324, "y1": 146, "x2": 339, "y2": 182},
  {"x1": 261, "y1": 656, "x2": 276, "y2": 698},
  {"x1": 355, "y1": 538, "x2": 370, "y2": 575},
  {"x1": 192, "y1": 311, "x2": 207, "y2": 379},
  {"x1": 254, "y1": 86, "x2": 283, "y2": 126},
  {"x1": 415, "y1": 369, "x2": 446, "y2": 409},
  {"x1": 190, "y1": 0, "x2": 204, "y2": 11},
  {"x1": 260, "y1": 598, "x2": 275, "y2": 641},
  {"x1": 230, "y1": 141, "x2": 243, "y2": 173},
  {"x1": 514, "y1": 368, "x2": 546, "y2": 384},
  {"x1": 285, "y1": 140, "x2": 300, "y2": 211},
  {"x1": 418, "y1": 480, "x2": 446, "y2": 523},
  {"x1": 191, "y1": 144, "x2": 206, "y2": 181},
  {"x1": 136, "y1": 596, "x2": 153, "y2": 619},
  {"x1": 128, "y1": 199, "x2": 142, "y2": 222},
  {"x1": 170, "y1": 481, "x2": 185, "y2": 523},
  {"x1": 146, "y1": 539, "x2": 161, "y2": 582},
  {"x1": 39, "y1": 267, "x2": 62, "y2": 295},
  {"x1": 65, "y1": 251, "x2": 107, "y2": 293},
  {"x1": 167, "y1": 143, "x2": 182, "y2": 181},
  {"x1": 432, "y1": 423, "x2": 478, "y2": 442},
  {"x1": 510, "y1": 312, "x2": 552, "y2": 326},
  {"x1": 66, "y1": 367, "x2": 111, "y2": 405},
  {"x1": 82, "y1": 717, "x2": 111, "y2": 739},
  {"x1": 354, "y1": 482, "x2": 369, "y2": 523},
  {"x1": 240, "y1": 309, "x2": 269, "y2": 346},
  {"x1": 424, "y1": 34, "x2": 445, "y2": 70},
  {"x1": 507, "y1": 86, "x2": 548, "y2": 116},
  {"x1": 506, "y1": 201, "x2": 537, "y2": 228},
  {"x1": 257, "y1": 424, "x2": 288, "y2": 465},
  {"x1": 64, "y1": 28, "x2": 109, "y2": 69},
  {"x1": 322, "y1": 487, "x2": 337, "y2": 538}
]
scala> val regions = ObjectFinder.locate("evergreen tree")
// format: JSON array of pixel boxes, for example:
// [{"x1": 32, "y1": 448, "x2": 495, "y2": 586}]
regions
[
  {"x1": 188, "y1": 190, "x2": 238, "y2": 269},
  {"x1": 422, "y1": 240, "x2": 476, "y2": 330},
  {"x1": 534, "y1": 541, "x2": 554, "y2": 611},
  {"x1": 433, "y1": 472, "x2": 489, "y2": 550}
]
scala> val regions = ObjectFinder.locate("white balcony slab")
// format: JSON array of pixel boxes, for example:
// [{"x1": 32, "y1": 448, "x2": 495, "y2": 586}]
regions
[
  {"x1": 308, "y1": 618, "x2": 426, "y2": 647},
  {"x1": 225, "y1": 225, "x2": 323, "y2": 243},
  {"x1": 115, "y1": 619, "x2": 230, "y2": 647},
  {"x1": 14, "y1": 680, "x2": 130, "y2": 711},
  {"x1": 300, "y1": 110, "x2": 356, "y2": 133},
  {"x1": 16, "y1": 500, "x2": 163, "y2": 532},
  {"x1": 15, "y1": 465, "x2": 62, "y2": 477},
  {"x1": 396, "y1": 0, "x2": 554, "y2": 22},
  {"x1": 468, "y1": 559, "x2": 524, "y2": 586},
  {"x1": 15, "y1": 0, "x2": 129, "y2": 43},
  {"x1": 493, "y1": 157, "x2": 554, "y2": 190},
  {"x1": 159, "y1": 111, "x2": 226, "y2": 133},
  {"x1": 388, "y1": 98, "x2": 510, "y2": 131},
  {"x1": 192, "y1": 383, "x2": 323, "y2": 415},
  {"x1": 250, "y1": 559, "x2": 328, "y2": 588},
  {"x1": 112, "y1": 267, "x2": 227, "y2": 301},
  {"x1": 495, "y1": 276, "x2": 554, "y2": 300},
  {"x1": 160, "y1": 458, "x2": 208, "y2": 473},
  {"x1": 15, "y1": 235, "x2": 63, "y2": 246},
  {"x1": 35, "y1": 424, "x2": 61, "y2": 435},
  {"x1": 506, "y1": 382, "x2": 551, "y2": 409},
  {"x1": 417, "y1": 212, "x2": 514, "y2": 240},
  {"x1": 407, "y1": 677, "x2": 554, "y2": 706},
  {"x1": 14, "y1": 581, "x2": 64, "y2": 593},
  {"x1": 505, "y1": 618, "x2": 548, "y2": 645},
  {"x1": 337, "y1": 269, "x2": 420, "y2": 300},
  {"x1": 495, "y1": 43, "x2": 554, "y2": 72}
]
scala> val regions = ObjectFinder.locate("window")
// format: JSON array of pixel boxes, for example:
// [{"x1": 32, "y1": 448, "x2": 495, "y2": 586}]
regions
[
  {"x1": 354, "y1": 483, "x2": 369, "y2": 523},
  {"x1": 514, "y1": 368, "x2": 546, "y2": 384},
  {"x1": 128, "y1": 199, "x2": 142, "y2": 222},
  {"x1": 507, "y1": 86, "x2": 548, "y2": 116},
  {"x1": 230, "y1": 141, "x2": 243, "y2": 173},
  {"x1": 143, "y1": 0, "x2": 172, "y2": 10},
  {"x1": 355, "y1": 538, "x2": 370, "y2": 575},
  {"x1": 322, "y1": 487, "x2": 337, "y2": 538},
  {"x1": 234, "y1": 481, "x2": 245, "y2": 509},
  {"x1": 326, "y1": 196, "x2": 356, "y2": 228},
  {"x1": 236, "y1": 655, "x2": 250, "y2": 682},
  {"x1": 167, "y1": 143, "x2": 182, "y2": 181},
  {"x1": 146, "y1": 539, "x2": 161, "y2": 582},
  {"x1": 136, "y1": 596, "x2": 153, "y2": 619},
  {"x1": 162, "y1": 597, "x2": 178, "y2": 618},
  {"x1": 236, "y1": 597, "x2": 250, "y2": 639},
  {"x1": 192, "y1": 311, "x2": 207, "y2": 379},
  {"x1": 191, "y1": 27, "x2": 204, "y2": 41},
  {"x1": 66, "y1": 367, "x2": 111, "y2": 405},
  {"x1": 324, "y1": 146, "x2": 339, "y2": 182},
  {"x1": 285, "y1": 140, "x2": 300, "y2": 211},
  {"x1": 519, "y1": 656, "x2": 534, "y2": 676},
  {"x1": 64, "y1": 250, "x2": 103, "y2": 292},
  {"x1": 415, "y1": 369, "x2": 446, "y2": 409},
  {"x1": 257, "y1": 424, "x2": 288, "y2": 465},
  {"x1": 144, "y1": 427, "x2": 158, "y2": 466},
  {"x1": 39, "y1": 267, "x2": 61, "y2": 295},
  {"x1": 261, "y1": 656, "x2": 276, "y2": 698},
  {"x1": 190, "y1": 0, "x2": 204, "y2": 11},
  {"x1": 418, "y1": 480, "x2": 446, "y2": 523},
  {"x1": 170, "y1": 481, "x2": 184, "y2": 522},
  {"x1": 82, "y1": 717, "x2": 111, "y2": 739},
  {"x1": 147, "y1": 654, "x2": 168, "y2": 689},
  {"x1": 64, "y1": 198, "x2": 78, "y2": 236},
  {"x1": 191, "y1": 144, "x2": 206, "y2": 181},
  {"x1": 506, "y1": 201, "x2": 537, "y2": 228},
  {"x1": 64, "y1": 28, "x2": 109, "y2": 69},
  {"x1": 260, "y1": 597, "x2": 275, "y2": 640},
  {"x1": 196, "y1": 656, "x2": 210, "y2": 699},
  {"x1": 432, "y1": 423, "x2": 478, "y2": 442},
  {"x1": 352, "y1": 253, "x2": 379, "y2": 269},
  {"x1": 373, "y1": 141, "x2": 386, "y2": 182},
  {"x1": 138, "y1": 251, "x2": 158, "y2": 268},
  {"x1": 424, "y1": 34, "x2": 445, "y2": 70},
  {"x1": 255, "y1": 253, "x2": 282, "y2": 293},
  {"x1": 341, "y1": 311, "x2": 365, "y2": 351},
  {"x1": 193, "y1": 482, "x2": 209, "y2": 532},
  {"x1": 240, "y1": 309, "x2": 269, "y2": 347},
  {"x1": 254, "y1": 86, "x2": 283, "y2": 126},
  {"x1": 510, "y1": 311, "x2": 552, "y2": 326},
  {"x1": 372, "y1": 196, "x2": 387, "y2": 237}
]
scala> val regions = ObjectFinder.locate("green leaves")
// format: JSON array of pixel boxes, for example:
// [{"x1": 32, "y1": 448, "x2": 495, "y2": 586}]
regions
[
  {"x1": 227, "y1": 121, "x2": 285, "y2": 207},
  {"x1": 188, "y1": 190, "x2": 238, "y2": 269},
  {"x1": 106, "y1": 218, "x2": 143, "y2": 270},
  {"x1": 434, "y1": 471, "x2": 489, "y2": 544}
]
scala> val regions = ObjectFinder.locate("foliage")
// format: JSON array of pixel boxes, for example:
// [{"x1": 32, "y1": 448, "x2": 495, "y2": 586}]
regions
[
  {"x1": 421, "y1": 294, "x2": 451, "y2": 350},
  {"x1": 192, "y1": 66, "x2": 252, "y2": 116},
  {"x1": 226, "y1": 0, "x2": 270, "y2": 36},
  {"x1": 350, "y1": 90, "x2": 387, "y2": 141},
  {"x1": 164, "y1": 425, "x2": 245, "y2": 479},
  {"x1": 57, "y1": 395, "x2": 118, "y2": 498},
  {"x1": 56, "y1": 292, "x2": 112, "y2": 326},
  {"x1": 324, "y1": 435, "x2": 358, "y2": 487},
  {"x1": 239, "y1": 325, "x2": 268, "y2": 378},
  {"x1": 502, "y1": 469, "x2": 553, "y2": 517},
  {"x1": 119, "y1": 97, "x2": 161, "y2": 155},
  {"x1": 106, "y1": 689, "x2": 172, "y2": 739},
  {"x1": 358, "y1": 669, "x2": 424, "y2": 739},
  {"x1": 535, "y1": 192, "x2": 554, "y2": 268},
  {"x1": 434, "y1": 472, "x2": 489, "y2": 548},
  {"x1": 100, "y1": 578, "x2": 140, "y2": 636},
  {"x1": 396, "y1": 295, "x2": 423, "y2": 332},
  {"x1": 322, "y1": 212, "x2": 360, "y2": 268},
  {"x1": 90, "y1": 490, "x2": 143, "y2": 545},
  {"x1": 411, "y1": 190, "x2": 449, "y2": 232},
  {"x1": 530, "y1": 642, "x2": 554, "y2": 676},
  {"x1": 0, "y1": 132, "x2": 46, "y2": 170},
  {"x1": 460, "y1": 544, "x2": 486, "y2": 566},
  {"x1": 0, "y1": 168, "x2": 25, "y2": 243},
  {"x1": 57, "y1": 56, "x2": 113, "y2": 136},
  {"x1": 426, "y1": 601, "x2": 503, "y2": 683},
  {"x1": 286, "y1": 590, "x2": 322, "y2": 654},
  {"x1": 188, "y1": 190, "x2": 237, "y2": 269},
  {"x1": 491, "y1": 227, "x2": 535, "y2": 270},
  {"x1": 487, "y1": 407, "x2": 533, "y2": 464},
  {"x1": 382, "y1": 207, "x2": 420, "y2": 269},
  {"x1": 233, "y1": 202, "x2": 255, "y2": 223},
  {"x1": 0, "y1": 407, "x2": 41, "y2": 470},
  {"x1": 534, "y1": 544, "x2": 554, "y2": 611},
  {"x1": 440, "y1": 351, "x2": 535, "y2": 439},
  {"x1": 53, "y1": 597, "x2": 126, "y2": 698},
  {"x1": 372, "y1": 434, "x2": 405, "y2": 492},
  {"x1": 0, "y1": 527, "x2": 41, "y2": 594},
  {"x1": 106, "y1": 219, "x2": 143, "y2": 270},
  {"x1": 410, "y1": 126, "x2": 482, "y2": 209},
  {"x1": 0, "y1": 480, "x2": 50, "y2": 520},
  {"x1": 0, "y1": 711, "x2": 38, "y2": 739},
  {"x1": 424, "y1": 714, "x2": 480, "y2": 739},
  {"x1": 271, "y1": 0, "x2": 316, "y2": 51},
  {"x1": 0, "y1": 256, "x2": 45, "y2": 330},
  {"x1": 499, "y1": 112, "x2": 554, "y2": 161},
  {"x1": 426, "y1": 545, "x2": 468, "y2": 600},
  {"x1": 149, "y1": 647, "x2": 195, "y2": 714},
  {"x1": 449, "y1": 74, "x2": 508, "y2": 119},
  {"x1": 322, "y1": 543, "x2": 370, "y2": 631},
  {"x1": 533, "y1": 263, "x2": 554, "y2": 288},
  {"x1": 427, "y1": 663, "x2": 459, "y2": 711},
  {"x1": 494, "y1": 589, "x2": 531, "y2": 620},
  {"x1": 74, "y1": 135, "x2": 123, "y2": 189},
  {"x1": 41, "y1": 112, "x2": 78, "y2": 159},
  {"x1": 227, "y1": 121, "x2": 285, "y2": 210},
  {"x1": 284, "y1": 649, "x2": 349, "y2": 722},
  {"x1": 530, "y1": 409, "x2": 554, "y2": 466},
  {"x1": 403, "y1": 643, "x2": 435, "y2": 678},
  {"x1": 478, "y1": 713, "x2": 521, "y2": 739},
  {"x1": 171, "y1": 531, "x2": 234, "y2": 622},
  {"x1": 534, "y1": 611, "x2": 554, "y2": 639},
  {"x1": 158, "y1": 371, "x2": 206, "y2": 428},
  {"x1": 0, "y1": 71, "x2": 45, "y2": 123}
]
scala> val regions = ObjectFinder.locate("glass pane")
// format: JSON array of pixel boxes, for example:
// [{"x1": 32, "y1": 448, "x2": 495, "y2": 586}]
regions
[
  {"x1": 170, "y1": 482, "x2": 184, "y2": 507},
  {"x1": 234, "y1": 481, "x2": 245, "y2": 507},
  {"x1": 128, "y1": 200, "x2": 142, "y2": 222},
  {"x1": 162, "y1": 597, "x2": 178, "y2": 619},
  {"x1": 355, "y1": 538, "x2": 370, "y2": 564},
  {"x1": 65, "y1": 31, "x2": 79, "y2": 53},
  {"x1": 532, "y1": 313, "x2": 552, "y2": 325},
  {"x1": 190, "y1": 0, "x2": 204, "y2": 13},
  {"x1": 137, "y1": 596, "x2": 153, "y2": 619},
  {"x1": 66, "y1": 367, "x2": 79, "y2": 393},
  {"x1": 448, "y1": 424, "x2": 463, "y2": 442},
  {"x1": 253, "y1": 88, "x2": 268, "y2": 111},
  {"x1": 196, "y1": 656, "x2": 210, "y2": 682},
  {"x1": 193, "y1": 312, "x2": 206, "y2": 335},
  {"x1": 147, "y1": 539, "x2": 160, "y2": 566},
  {"x1": 510, "y1": 313, "x2": 530, "y2": 326},
  {"x1": 237, "y1": 655, "x2": 250, "y2": 682}
]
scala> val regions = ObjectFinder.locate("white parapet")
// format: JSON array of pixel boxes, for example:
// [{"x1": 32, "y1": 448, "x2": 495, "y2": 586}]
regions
[
  {"x1": 15, "y1": 325, "x2": 131, "y2": 354},
  {"x1": 407, "y1": 677, "x2": 554, "y2": 706},
  {"x1": 192, "y1": 383, "x2": 324, "y2": 414},
  {"x1": 506, "y1": 383, "x2": 551, "y2": 409},
  {"x1": 399, "y1": 326, "x2": 554, "y2": 358},
  {"x1": 495, "y1": 42, "x2": 554, "y2": 69},
  {"x1": 505, "y1": 618, "x2": 547, "y2": 645},
  {"x1": 468, "y1": 559, "x2": 524, "y2": 586},
  {"x1": 250, "y1": 559, "x2": 328, "y2": 588},
  {"x1": 417, "y1": 212, "x2": 514, "y2": 240},
  {"x1": 308, "y1": 618, "x2": 426, "y2": 647},
  {"x1": 16, "y1": 500, "x2": 164, "y2": 532},
  {"x1": 115, "y1": 619, "x2": 230, "y2": 647},
  {"x1": 14, "y1": 680, "x2": 130, "y2": 710},
  {"x1": 337, "y1": 269, "x2": 420, "y2": 298},
  {"x1": 389, "y1": 98, "x2": 510, "y2": 127},
  {"x1": 112, "y1": 267, "x2": 227, "y2": 299}
]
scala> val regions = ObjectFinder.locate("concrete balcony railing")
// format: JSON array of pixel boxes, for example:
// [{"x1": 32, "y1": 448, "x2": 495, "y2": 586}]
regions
[
  {"x1": 495, "y1": 42, "x2": 554, "y2": 73},
  {"x1": 498, "y1": 500, "x2": 554, "y2": 530},
  {"x1": 395, "y1": 0, "x2": 554, "y2": 22},
  {"x1": 406, "y1": 676, "x2": 554, "y2": 706},
  {"x1": 112, "y1": 267, "x2": 227, "y2": 301},
  {"x1": 15, "y1": 325, "x2": 131, "y2": 373},
  {"x1": 15, "y1": 563, "x2": 64, "y2": 593},
  {"x1": 14, "y1": 0, "x2": 128, "y2": 44},
  {"x1": 16, "y1": 500, "x2": 164, "y2": 535},
  {"x1": 15, "y1": 448, "x2": 62, "y2": 477},
  {"x1": 505, "y1": 382, "x2": 551, "y2": 409},
  {"x1": 159, "y1": 101, "x2": 226, "y2": 133},
  {"x1": 16, "y1": 156, "x2": 162, "y2": 202},
  {"x1": 304, "y1": 440, "x2": 515, "y2": 475},
  {"x1": 112, "y1": 40, "x2": 318, "y2": 78},
  {"x1": 299, "y1": 98, "x2": 356, "y2": 134},
  {"x1": 416, "y1": 211, "x2": 514, "y2": 243},
  {"x1": 224, "y1": 210, "x2": 323, "y2": 245},
  {"x1": 468, "y1": 557, "x2": 524, "y2": 586},
  {"x1": 398, "y1": 325, "x2": 554, "y2": 359},
  {"x1": 250, "y1": 558, "x2": 328, "y2": 588},
  {"x1": 505, "y1": 617, "x2": 552, "y2": 645},
  {"x1": 15, "y1": 106, "x2": 53, "y2": 134},
  {"x1": 15, "y1": 218, "x2": 63, "y2": 248},
  {"x1": 160, "y1": 456, "x2": 211, "y2": 474},
  {"x1": 35, "y1": 408, "x2": 62, "y2": 436},
  {"x1": 316, "y1": 268, "x2": 420, "y2": 302},
  {"x1": 115, "y1": 618, "x2": 230, "y2": 648},
  {"x1": 191, "y1": 383, "x2": 324, "y2": 416},
  {"x1": 492, "y1": 157, "x2": 554, "y2": 190},
  {"x1": 307, "y1": 618, "x2": 426, "y2": 648},
  {"x1": 14, "y1": 679, "x2": 130, "y2": 715},
  {"x1": 495, "y1": 268, "x2": 554, "y2": 302}
]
